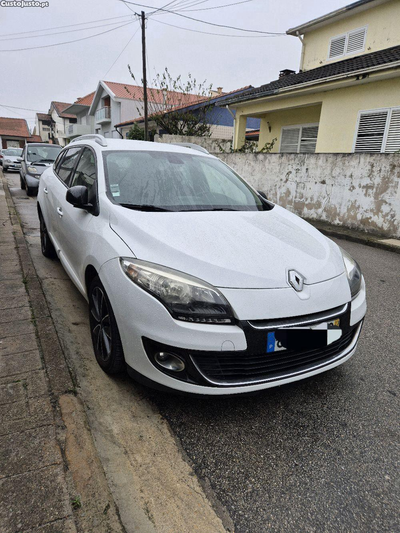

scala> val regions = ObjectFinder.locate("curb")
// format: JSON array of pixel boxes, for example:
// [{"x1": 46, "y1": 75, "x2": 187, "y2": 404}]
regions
[{"x1": 306, "y1": 220, "x2": 400, "y2": 255}]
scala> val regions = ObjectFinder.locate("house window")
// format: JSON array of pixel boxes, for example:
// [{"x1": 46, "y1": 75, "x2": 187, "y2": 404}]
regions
[
  {"x1": 354, "y1": 107, "x2": 400, "y2": 153},
  {"x1": 328, "y1": 27, "x2": 366, "y2": 60},
  {"x1": 280, "y1": 124, "x2": 319, "y2": 154}
]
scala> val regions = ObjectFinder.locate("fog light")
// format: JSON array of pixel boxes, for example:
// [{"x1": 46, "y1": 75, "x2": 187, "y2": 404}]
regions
[{"x1": 154, "y1": 352, "x2": 185, "y2": 372}]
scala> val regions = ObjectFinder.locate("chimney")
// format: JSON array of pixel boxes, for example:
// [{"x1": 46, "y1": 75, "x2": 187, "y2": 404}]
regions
[
  {"x1": 217, "y1": 87, "x2": 223, "y2": 95},
  {"x1": 279, "y1": 69, "x2": 296, "y2": 79}
]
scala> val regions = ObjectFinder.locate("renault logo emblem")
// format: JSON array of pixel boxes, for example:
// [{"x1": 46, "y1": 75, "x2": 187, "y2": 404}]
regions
[{"x1": 288, "y1": 270, "x2": 305, "y2": 292}]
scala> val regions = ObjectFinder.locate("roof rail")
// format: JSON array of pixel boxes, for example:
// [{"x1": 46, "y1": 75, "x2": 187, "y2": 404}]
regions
[
  {"x1": 71, "y1": 134, "x2": 107, "y2": 147},
  {"x1": 172, "y1": 142, "x2": 209, "y2": 154}
]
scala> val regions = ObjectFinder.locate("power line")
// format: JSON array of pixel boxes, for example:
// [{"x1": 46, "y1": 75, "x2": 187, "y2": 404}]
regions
[
  {"x1": 0, "y1": 20, "x2": 135, "y2": 52},
  {"x1": 0, "y1": 104, "x2": 43, "y2": 112},
  {"x1": 103, "y1": 24, "x2": 141, "y2": 78},
  {"x1": 0, "y1": 14, "x2": 134, "y2": 38},
  {"x1": 152, "y1": 17, "x2": 281, "y2": 37},
  {"x1": 116, "y1": 1, "x2": 286, "y2": 34},
  {"x1": 179, "y1": 0, "x2": 255, "y2": 12},
  {"x1": 0, "y1": 18, "x2": 138, "y2": 42}
]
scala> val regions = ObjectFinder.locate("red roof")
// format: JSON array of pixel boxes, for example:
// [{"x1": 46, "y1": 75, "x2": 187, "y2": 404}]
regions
[
  {"x1": 27, "y1": 135, "x2": 43, "y2": 143},
  {"x1": 0, "y1": 117, "x2": 30, "y2": 138},
  {"x1": 103, "y1": 81, "x2": 201, "y2": 107},
  {"x1": 51, "y1": 101, "x2": 76, "y2": 119},
  {"x1": 115, "y1": 85, "x2": 253, "y2": 128},
  {"x1": 74, "y1": 91, "x2": 95, "y2": 106},
  {"x1": 37, "y1": 113, "x2": 52, "y2": 121}
]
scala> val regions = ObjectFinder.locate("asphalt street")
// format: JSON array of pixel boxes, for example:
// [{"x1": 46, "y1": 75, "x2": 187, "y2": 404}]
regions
[{"x1": 5, "y1": 170, "x2": 399, "y2": 533}]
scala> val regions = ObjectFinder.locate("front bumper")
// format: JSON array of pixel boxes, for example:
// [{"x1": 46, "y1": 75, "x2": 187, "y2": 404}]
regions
[
  {"x1": 100, "y1": 258, "x2": 366, "y2": 395},
  {"x1": 25, "y1": 174, "x2": 40, "y2": 188},
  {"x1": 4, "y1": 163, "x2": 21, "y2": 171}
]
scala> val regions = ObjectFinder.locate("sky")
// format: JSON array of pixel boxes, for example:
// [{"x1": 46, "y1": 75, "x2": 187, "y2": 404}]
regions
[{"x1": 0, "y1": 0, "x2": 350, "y2": 130}]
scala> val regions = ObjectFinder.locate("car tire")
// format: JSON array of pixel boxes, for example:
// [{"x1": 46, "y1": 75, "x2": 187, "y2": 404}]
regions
[
  {"x1": 20, "y1": 175, "x2": 26, "y2": 190},
  {"x1": 39, "y1": 212, "x2": 56, "y2": 258},
  {"x1": 89, "y1": 276, "x2": 126, "y2": 374},
  {"x1": 26, "y1": 186, "x2": 36, "y2": 197}
]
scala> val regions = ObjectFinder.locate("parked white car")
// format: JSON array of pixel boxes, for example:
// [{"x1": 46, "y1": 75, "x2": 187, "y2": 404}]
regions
[
  {"x1": 2, "y1": 148, "x2": 23, "y2": 172},
  {"x1": 37, "y1": 135, "x2": 366, "y2": 395}
]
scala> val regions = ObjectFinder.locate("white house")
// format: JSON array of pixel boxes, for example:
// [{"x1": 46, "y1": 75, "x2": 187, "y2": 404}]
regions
[
  {"x1": 62, "y1": 92, "x2": 96, "y2": 142},
  {"x1": 89, "y1": 80, "x2": 201, "y2": 138}
]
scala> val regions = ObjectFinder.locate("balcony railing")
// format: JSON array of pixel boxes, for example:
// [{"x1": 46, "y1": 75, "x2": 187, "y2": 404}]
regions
[
  {"x1": 67, "y1": 123, "x2": 92, "y2": 138},
  {"x1": 95, "y1": 106, "x2": 111, "y2": 123}
]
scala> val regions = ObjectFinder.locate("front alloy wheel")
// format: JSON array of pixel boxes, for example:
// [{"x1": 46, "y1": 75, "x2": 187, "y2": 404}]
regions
[{"x1": 89, "y1": 277, "x2": 125, "y2": 374}]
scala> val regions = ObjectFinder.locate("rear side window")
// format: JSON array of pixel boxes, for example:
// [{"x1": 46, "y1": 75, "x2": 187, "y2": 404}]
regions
[{"x1": 57, "y1": 147, "x2": 81, "y2": 185}]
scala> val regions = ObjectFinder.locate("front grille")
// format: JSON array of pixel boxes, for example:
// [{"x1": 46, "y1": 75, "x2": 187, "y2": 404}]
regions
[{"x1": 190, "y1": 325, "x2": 359, "y2": 386}]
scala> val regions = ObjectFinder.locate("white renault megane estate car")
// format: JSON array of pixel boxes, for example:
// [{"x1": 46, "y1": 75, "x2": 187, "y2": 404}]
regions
[{"x1": 37, "y1": 135, "x2": 366, "y2": 395}]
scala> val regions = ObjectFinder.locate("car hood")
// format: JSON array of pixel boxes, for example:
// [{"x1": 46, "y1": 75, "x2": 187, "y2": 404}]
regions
[
  {"x1": 109, "y1": 205, "x2": 345, "y2": 289},
  {"x1": 29, "y1": 163, "x2": 52, "y2": 175},
  {"x1": 4, "y1": 156, "x2": 21, "y2": 162}
]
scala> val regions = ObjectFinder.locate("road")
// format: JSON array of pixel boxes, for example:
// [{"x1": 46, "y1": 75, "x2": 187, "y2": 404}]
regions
[{"x1": 5, "y1": 170, "x2": 399, "y2": 533}]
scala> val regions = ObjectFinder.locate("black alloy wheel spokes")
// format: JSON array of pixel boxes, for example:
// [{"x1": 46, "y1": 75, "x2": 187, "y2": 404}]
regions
[{"x1": 91, "y1": 287, "x2": 112, "y2": 362}]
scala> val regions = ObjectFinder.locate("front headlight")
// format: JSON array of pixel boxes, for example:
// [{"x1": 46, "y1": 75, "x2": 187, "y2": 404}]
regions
[
  {"x1": 120, "y1": 258, "x2": 235, "y2": 324},
  {"x1": 5, "y1": 159, "x2": 11, "y2": 163},
  {"x1": 27, "y1": 166, "x2": 38, "y2": 173},
  {"x1": 340, "y1": 248, "x2": 362, "y2": 299}
]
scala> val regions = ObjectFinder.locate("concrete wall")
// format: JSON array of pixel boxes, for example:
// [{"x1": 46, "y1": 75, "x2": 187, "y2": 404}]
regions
[
  {"x1": 301, "y1": 0, "x2": 400, "y2": 71},
  {"x1": 216, "y1": 152, "x2": 400, "y2": 238},
  {"x1": 155, "y1": 134, "x2": 232, "y2": 153}
]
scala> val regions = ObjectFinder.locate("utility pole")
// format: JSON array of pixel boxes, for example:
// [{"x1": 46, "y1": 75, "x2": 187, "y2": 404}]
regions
[{"x1": 141, "y1": 11, "x2": 148, "y2": 141}]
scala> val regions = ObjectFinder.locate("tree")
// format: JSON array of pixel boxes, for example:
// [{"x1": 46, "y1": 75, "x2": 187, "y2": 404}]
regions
[{"x1": 127, "y1": 67, "x2": 215, "y2": 137}]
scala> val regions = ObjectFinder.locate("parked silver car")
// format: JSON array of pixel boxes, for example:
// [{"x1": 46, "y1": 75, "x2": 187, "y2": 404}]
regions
[
  {"x1": 19, "y1": 143, "x2": 62, "y2": 196},
  {"x1": 2, "y1": 148, "x2": 23, "y2": 171}
]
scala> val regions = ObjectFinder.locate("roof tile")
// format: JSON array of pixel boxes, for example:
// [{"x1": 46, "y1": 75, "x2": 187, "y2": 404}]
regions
[
  {"x1": 222, "y1": 45, "x2": 400, "y2": 106},
  {"x1": 51, "y1": 101, "x2": 76, "y2": 119},
  {"x1": 0, "y1": 117, "x2": 30, "y2": 138}
]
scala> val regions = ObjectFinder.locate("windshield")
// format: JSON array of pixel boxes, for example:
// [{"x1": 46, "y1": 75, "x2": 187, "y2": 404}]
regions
[
  {"x1": 104, "y1": 151, "x2": 271, "y2": 212},
  {"x1": 4, "y1": 149, "x2": 22, "y2": 156},
  {"x1": 27, "y1": 145, "x2": 62, "y2": 163}
]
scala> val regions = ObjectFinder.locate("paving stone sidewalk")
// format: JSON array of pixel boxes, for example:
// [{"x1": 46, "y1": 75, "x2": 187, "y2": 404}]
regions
[{"x1": 0, "y1": 178, "x2": 78, "y2": 532}]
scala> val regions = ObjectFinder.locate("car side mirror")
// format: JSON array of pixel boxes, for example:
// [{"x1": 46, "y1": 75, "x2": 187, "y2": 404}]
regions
[
  {"x1": 258, "y1": 190, "x2": 268, "y2": 199},
  {"x1": 66, "y1": 185, "x2": 93, "y2": 212},
  {"x1": 16, "y1": 157, "x2": 23, "y2": 162}
]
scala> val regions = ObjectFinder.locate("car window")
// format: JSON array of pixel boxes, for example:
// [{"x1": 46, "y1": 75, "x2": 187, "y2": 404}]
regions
[
  {"x1": 70, "y1": 148, "x2": 97, "y2": 202},
  {"x1": 27, "y1": 145, "x2": 62, "y2": 163},
  {"x1": 103, "y1": 150, "x2": 267, "y2": 211},
  {"x1": 53, "y1": 150, "x2": 65, "y2": 174},
  {"x1": 57, "y1": 148, "x2": 81, "y2": 185},
  {"x1": 3, "y1": 149, "x2": 22, "y2": 156}
]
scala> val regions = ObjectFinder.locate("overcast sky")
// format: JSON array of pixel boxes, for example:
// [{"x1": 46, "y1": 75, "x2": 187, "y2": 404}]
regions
[{"x1": 0, "y1": 0, "x2": 349, "y2": 130}]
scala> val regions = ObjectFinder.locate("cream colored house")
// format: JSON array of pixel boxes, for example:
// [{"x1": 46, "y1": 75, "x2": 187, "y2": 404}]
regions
[{"x1": 223, "y1": 0, "x2": 400, "y2": 153}]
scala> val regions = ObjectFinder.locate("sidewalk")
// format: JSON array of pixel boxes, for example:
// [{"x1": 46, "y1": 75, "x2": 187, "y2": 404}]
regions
[
  {"x1": 0, "y1": 175, "x2": 124, "y2": 532},
  {"x1": 307, "y1": 218, "x2": 400, "y2": 254}
]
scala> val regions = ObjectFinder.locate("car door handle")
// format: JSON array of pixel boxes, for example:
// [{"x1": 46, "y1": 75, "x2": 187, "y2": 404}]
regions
[
  {"x1": 44, "y1": 187, "x2": 48, "y2": 194},
  {"x1": 56, "y1": 207, "x2": 63, "y2": 217}
]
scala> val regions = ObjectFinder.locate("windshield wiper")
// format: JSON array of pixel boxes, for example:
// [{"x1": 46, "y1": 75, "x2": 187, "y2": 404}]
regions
[
  {"x1": 35, "y1": 159, "x2": 55, "y2": 163},
  {"x1": 119, "y1": 203, "x2": 172, "y2": 212}
]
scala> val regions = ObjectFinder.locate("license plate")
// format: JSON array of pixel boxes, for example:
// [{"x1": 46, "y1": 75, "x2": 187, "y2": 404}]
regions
[{"x1": 266, "y1": 319, "x2": 342, "y2": 353}]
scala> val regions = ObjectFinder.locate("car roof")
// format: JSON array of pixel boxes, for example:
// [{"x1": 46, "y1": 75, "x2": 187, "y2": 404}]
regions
[
  {"x1": 69, "y1": 138, "x2": 213, "y2": 158},
  {"x1": 27, "y1": 143, "x2": 61, "y2": 147}
]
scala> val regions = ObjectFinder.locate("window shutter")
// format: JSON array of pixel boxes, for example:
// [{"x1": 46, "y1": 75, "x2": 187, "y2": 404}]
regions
[
  {"x1": 280, "y1": 128, "x2": 300, "y2": 153},
  {"x1": 300, "y1": 126, "x2": 319, "y2": 153},
  {"x1": 329, "y1": 35, "x2": 346, "y2": 59},
  {"x1": 384, "y1": 109, "x2": 400, "y2": 153},
  {"x1": 354, "y1": 111, "x2": 388, "y2": 153},
  {"x1": 346, "y1": 28, "x2": 366, "y2": 54}
]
